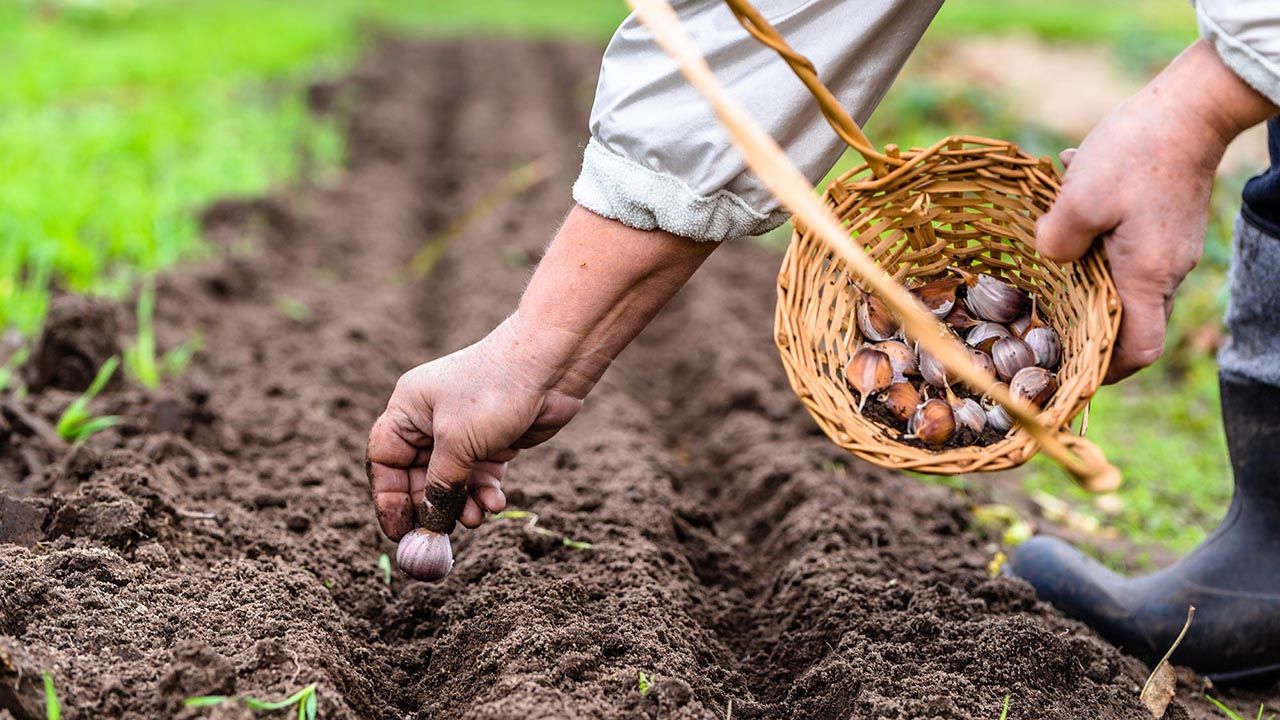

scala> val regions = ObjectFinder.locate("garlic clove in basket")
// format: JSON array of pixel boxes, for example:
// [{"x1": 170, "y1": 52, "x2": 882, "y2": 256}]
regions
[
  {"x1": 881, "y1": 381, "x2": 921, "y2": 423},
  {"x1": 906, "y1": 398, "x2": 956, "y2": 447},
  {"x1": 847, "y1": 347, "x2": 894, "y2": 412},
  {"x1": 986, "y1": 403, "x2": 1014, "y2": 433},
  {"x1": 966, "y1": 322, "x2": 1012, "y2": 354},
  {"x1": 965, "y1": 274, "x2": 1027, "y2": 324},
  {"x1": 873, "y1": 340, "x2": 918, "y2": 379},
  {"x1": 964, "y1": 347, "x2": 997, "y2": 392},
  {"x1": 1024, "y1": 326, "x2": 1062, "y2": 369},
  {"x1": 1010, "y1": 366, "x2": 1058, "y2": 409},
  {"x1": 856, "y1": 290, "x2": 899, "y2": 342},
  {"x1": 911, "y1": 277, "x2": 965, "y2": 318},
  {"x1": 981, "y1": 382, "x2": 1014, "y2": 433},
  {"x1": 991, "y1": 336, "x2": 1036, "y2": 382},
  {"x1": 950, "y1": 396, "x2": 987, "y2": 434},
  {"x1": 943, "y1": 302, "x2": 980, "y2": 332},
  {"x1": 917, "y1": 344, "x2": 949, "y2": 389}
]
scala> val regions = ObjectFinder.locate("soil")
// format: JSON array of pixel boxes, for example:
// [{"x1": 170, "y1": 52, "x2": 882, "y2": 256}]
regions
[{"x1": 1, "y1": 37, "x2": 1275, "y2": 720}]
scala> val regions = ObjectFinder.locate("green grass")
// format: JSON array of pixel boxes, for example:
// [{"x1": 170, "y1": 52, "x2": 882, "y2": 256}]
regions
[
  {"x1": 1205, "y1": 695, "x2": 1272, "y2": 720},
  {"x1": 0, "y1": 0, "x2": 624, "y2": 337},
  {"x1": 43, "y1": 672, "x2": 60, "y2": 720}
]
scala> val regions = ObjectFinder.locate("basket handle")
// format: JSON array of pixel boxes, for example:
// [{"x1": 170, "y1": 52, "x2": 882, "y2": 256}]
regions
[
  {"x1": 627, "y1": 0, "x2": 1121, "y2": 493},
  {"x1": 722, "y1": 0, "x2": 893, "y2": 177}
]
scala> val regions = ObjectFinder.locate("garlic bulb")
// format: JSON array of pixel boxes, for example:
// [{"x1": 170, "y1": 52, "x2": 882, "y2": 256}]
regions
[
  {"x1": 1010, "y1": 366, "x2": 1058, "y2": 408},
  {"x1": 856, "y1": 291, "x2": 899, "y2": 342},
  {"x1": 396, "y1": 528, "x2": 454, "y2": 582},
  {"x1": 907, "y1": 398, "x2": 956, "y2": 447},
  {"x1": 966, "y1": 348, "x2": 996, "y2": 388},
  {"x1": 965, "y1": 274, "x2": 1026, "y2": 323},
  {"x1": 1024, "y1": 326, "x2": 1061, "y2": 369},
  {"x1": 847, "y1": 348, "x2": 894, "y2": 412},
  {"x1": 873, "y1": 340, "x2": 918, "y2": 379},
  {"x1": 986, "y1": 403, "x2": 1014, "y2": 433},
  {"x1": 991, "y1": 336, "x2": 1035, "y2": 382},
  {"x1": 882, "y1": 381, "x2": 921, "y2": 423}
]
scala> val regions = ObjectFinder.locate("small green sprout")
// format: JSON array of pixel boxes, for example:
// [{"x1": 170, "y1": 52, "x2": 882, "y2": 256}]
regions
[
  {"x1": 0, "y1": 346, "x2": 30, "y2": 393},
  {"x1": 997, "y1": 694, "x2": 1011, "y2": 720},
  {"x1": 637, "y1": 671, "x2": 656, "y2": 697},
  {"x1": 56, "y1": 356, "x2": 121, "y2": 443},
  {"x1": 1205, "y1": 695, "x2": 1272, "y2": 720},
  {"x1": 186, "y1": 683, "x2": 318, "y2": 720},
  {"x1": 277, "y1": 297, "x2": 311, "y2": 323},
  {"x1": 124, "y1": 280, "x2": 200, "y2": 389},
  {"x1": 378, "y1": 553, "x2": 393, "y2": 585},
  {"x1": 43, "y1": 672, "x2": 60, "y2": 720}
]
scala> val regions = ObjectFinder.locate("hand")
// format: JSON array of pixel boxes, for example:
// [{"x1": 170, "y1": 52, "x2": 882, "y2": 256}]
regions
[
  {"x1": 366, "y1": 206, "x2": 715, "y2": 541},
  {"x1": 366, "y1": 317, "x2": 588, "y2": 539},
  {"x1": 1035, "y1": 40, "x2": 1275, "y2": 383}
]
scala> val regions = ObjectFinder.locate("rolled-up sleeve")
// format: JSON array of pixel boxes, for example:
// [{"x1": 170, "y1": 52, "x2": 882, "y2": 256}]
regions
[
  {"x1": 573, "y1": 0, "x2": 943, "y2": 242},
  {"x1": 1196, "y1": 0, "x2": 1280, "y2": 106}
]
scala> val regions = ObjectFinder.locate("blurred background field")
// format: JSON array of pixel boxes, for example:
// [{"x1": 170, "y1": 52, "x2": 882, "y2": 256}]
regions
[{"x1": 0, "y1": 0, "x2": 1263, "y2": 565}]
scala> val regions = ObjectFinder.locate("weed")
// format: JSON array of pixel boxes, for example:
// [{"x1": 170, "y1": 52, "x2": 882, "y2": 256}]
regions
[
  {"x1": 43, "y1": 672, "x2": 60, "y2": 720},
  {"x1": 186, "y1": 683, "x2": 318, "y2": 720},
  {"x1": 637, "y1": 671, "x2": 656, "y2": 697},
  {"x1": 1205, "y1": 695, "x2": 1272, "y2": 720},
  {"x1": 55, "y1": 356, "x2": 121, "y2": 443},
  {"x1": 378, "y1": 553, "x2": 393, "y2": 585},
  {"x1": 997, "y1": 694, "x2": 1010, "y2": 720},
  {"x1": 123, "y1": 281, "x2": 200, "y2": 389}
]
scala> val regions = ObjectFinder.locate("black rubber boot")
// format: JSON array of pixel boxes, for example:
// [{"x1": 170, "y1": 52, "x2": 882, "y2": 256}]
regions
[{"x1": 1007, "y1": 372, "x2": 1280, "y2": 683}]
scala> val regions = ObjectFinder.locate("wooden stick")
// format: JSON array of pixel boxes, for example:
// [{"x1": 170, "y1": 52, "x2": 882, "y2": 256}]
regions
[{"x1": 626, "y1": 0, "x2": 1119, "y2": 492}]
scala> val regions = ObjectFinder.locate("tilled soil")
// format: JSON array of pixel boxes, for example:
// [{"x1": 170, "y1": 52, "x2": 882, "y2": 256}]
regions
[{"x1": 0, "y1": 37, "x2": 1273, "y2": 720}]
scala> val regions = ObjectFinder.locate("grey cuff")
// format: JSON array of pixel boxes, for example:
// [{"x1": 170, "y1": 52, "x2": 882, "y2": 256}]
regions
[
  {"x1": 1197, "y1": 7, "x2": 1280, "y2": 107},
  {"x1": 1219, "y1": 215, "x2": 1280, "y2": 387},
  {"x1": 572, "y1": 137, "x2": 790, "y2": 242}
]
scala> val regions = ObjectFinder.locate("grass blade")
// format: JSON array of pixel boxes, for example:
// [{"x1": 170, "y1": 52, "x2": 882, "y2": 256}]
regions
[{"x1": 43, "y1": 672, "x2": 60, "y2": 720}]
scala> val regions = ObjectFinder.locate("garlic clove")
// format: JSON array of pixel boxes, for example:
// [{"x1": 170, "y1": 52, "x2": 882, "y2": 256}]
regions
[
  {"x1": 1010, "y1": 366, "x2": 1058, "y2": 409},
  {"x1": 907, "y1": 398, "x2": 956, "y2": 447},
  {"x1": 964, "y1": 348, "x2": 997, "y2": 392},
  {"x1": 1024, "y1": 326, "x2": 1062, "y2": 369},
  {"x1": 873, "y1": 340, "x2": 918, "y2": 378},
  {"x1": 847, "y1": 348, "x2": 894, "y2": 412},
  {"x1": 916, "y1": 344, "x2": 949, "y2": 389},
  {"x1": 986, "y1": 403, "x2": 1014, "y2": 433},
  {"x1": 950, "y1": 396, "x2": 987, "y2": 434},
  {"x1": 966, "y1": 322, "x2": 1012, "y2": 354},
  {"x1": 964, "y1": 274, "x2": 1027, "y2": 324},
  {"x1": 396, "y1": 528, "x2": 455, "y2": 582},
  {"x1": 991, "y1": 336, "x2": 1036, "y2": 382},
  {"x1": 943, "y1": 302, "x2": 980, "y2": 332},
  {"x1": 856, "y1": 291, "x2": 899, "y2": 342},
  {"x1": 881, "y1": 381, "x2": 921, "y2": 423},
  {"x1": 911, "y1": 277, "x2": 965, "y2": 318}
]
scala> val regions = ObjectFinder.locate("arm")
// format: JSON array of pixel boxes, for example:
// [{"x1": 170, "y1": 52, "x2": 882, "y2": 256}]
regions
[
  {"x1": 366, "y1": 207, "x2": 715, "y2": 539},
  {"x1": 368, "y1": 0, "x2": 941, "y2": 542},
  {"x1": 1036, "y1": 39, "x2": 1277, "y2": 383}
]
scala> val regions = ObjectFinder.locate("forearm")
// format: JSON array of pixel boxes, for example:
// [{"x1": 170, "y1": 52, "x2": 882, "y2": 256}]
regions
[
  {"x1": 1154, "y1": 40, "x2": 1276, "y2": 166},
  {"x1": 506, "y1": 205, "x2": 717, "y2": 399}
]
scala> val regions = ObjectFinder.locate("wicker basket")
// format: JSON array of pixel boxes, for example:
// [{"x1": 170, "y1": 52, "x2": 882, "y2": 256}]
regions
[
  {"x1": 777, "y1": 140, "x2": 1122, "y2": 474},
  {"x1": 631, "y1": 0, "x2": 1124, "y2": 490}
]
